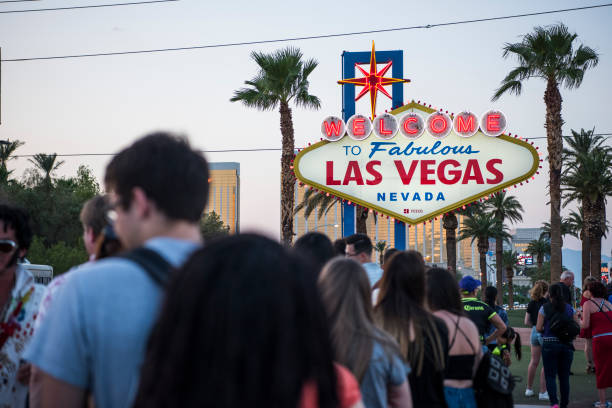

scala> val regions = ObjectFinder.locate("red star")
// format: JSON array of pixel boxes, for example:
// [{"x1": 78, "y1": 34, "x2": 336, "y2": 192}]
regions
[{"x1": 338, "y1": 41, "x2": 410, "y2": 119}]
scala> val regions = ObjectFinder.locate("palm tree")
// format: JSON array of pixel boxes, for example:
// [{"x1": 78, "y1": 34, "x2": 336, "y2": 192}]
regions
[
  {"x1": 0, "y1": 140, "x2": 24, "y2": 184},
  {"x1": 563, "y1": 148, "x2": 612, "y2": 277},
  {"x1": 563, "y1": 128, "x2": 611, "y2": 279},
  {"x1": 375, "y1": 240, "x2": 387, "y2": 265},
  {"x1": 28, "y1": 153, "x2": 65, "y2": 188},
  {"x1": 458, "y1": 211, "x2": 510, "y2": 300},
  {"x1": 294, "y1": 188, "x2": 338, "y2": 220},
  {"x1": 540, "y1": 218, "x2": 572, "y2": 246},
  {"x1": 526, "y1": 237, "x2": 551, "y2": 269},
  {"x1": 486, "y1": 191, "x2": 523, "y2": 304},
  {"x1": 443, "y1": 203, "x2": 486, "y2": 276},
  {"x1": 567, "y1": 207, "x2": 589, "y2": 283},
  {"x1": 492, "y1": 23, "x2": 599, "y2": 282},
  {"x1": 502, "y1": 250, "x2": 519, "y2": 309},
  {"x1": 231, "y1": 47, "x2": 320, "y2": 245}
]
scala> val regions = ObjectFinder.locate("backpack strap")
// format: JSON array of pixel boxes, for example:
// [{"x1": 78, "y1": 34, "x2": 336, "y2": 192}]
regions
[{"x1": 120, "y1": 247, "x2": 172, "y2": 286}]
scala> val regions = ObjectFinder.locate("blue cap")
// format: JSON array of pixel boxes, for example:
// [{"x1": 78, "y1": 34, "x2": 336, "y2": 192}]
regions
[{"x1": 459, "y1": 275, "x2": 482, "y2": 292}]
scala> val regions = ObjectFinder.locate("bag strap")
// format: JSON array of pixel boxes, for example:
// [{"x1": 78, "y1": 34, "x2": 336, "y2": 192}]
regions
[
  {"x1": 588, "y1": 298, "x2": 612, "y2": 326},
  {"x1": 120, "y1": 247, "x2": 172, "y2": 286}
]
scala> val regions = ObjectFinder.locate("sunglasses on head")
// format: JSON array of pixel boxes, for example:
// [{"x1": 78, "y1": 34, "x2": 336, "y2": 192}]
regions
[{"x1": 0, "y1": 240, "x2": 17, "y2": 253}]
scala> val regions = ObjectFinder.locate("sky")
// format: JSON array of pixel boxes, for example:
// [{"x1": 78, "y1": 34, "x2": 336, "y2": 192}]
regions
[{"x1": 1, "y1": 0, "x2": 611, "y2": 257}]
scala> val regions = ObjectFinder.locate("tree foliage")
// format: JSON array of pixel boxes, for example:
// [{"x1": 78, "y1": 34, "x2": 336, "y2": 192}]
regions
[{"x1": 200, "y1": 211, "x2": 230, "y2": 241}]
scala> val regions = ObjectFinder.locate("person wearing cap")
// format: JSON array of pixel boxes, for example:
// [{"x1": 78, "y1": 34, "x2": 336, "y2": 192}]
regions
[{"x1": 459, "y1": 276, "x2": 507, "y2": 348}]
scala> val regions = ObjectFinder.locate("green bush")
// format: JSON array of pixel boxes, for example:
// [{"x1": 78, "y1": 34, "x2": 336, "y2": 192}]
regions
[{"x1": 27, "y1": 236, "x2": 88, "y2": 276}]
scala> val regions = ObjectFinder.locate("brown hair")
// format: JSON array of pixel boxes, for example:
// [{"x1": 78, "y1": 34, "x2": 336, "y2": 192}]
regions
[
  {"x1": 374, "y1": 250, "x2": 445, "y2": 376},
  {"x1": 586, "y1": 281, "x2": 607, "y2": 299},
  {"x1": 79, "y1": 195, "x2": 109, "y2": 237},
  {"x1": 529, "y1": 280, "x2": 549, "y2": 301},
  {"x1": 583, "y1": 276, "x2": 598, "y2": 291},
  {"x1": 318, "y1": 258, "x2": 399, "y2": 381}
]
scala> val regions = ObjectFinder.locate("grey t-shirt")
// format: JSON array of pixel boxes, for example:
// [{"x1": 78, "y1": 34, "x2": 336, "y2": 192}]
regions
[
  {"x1": 360, "y1": 340, "x2": 409, "y2": 408},
  {"x1": 24, "y1": 237, "x2": 199, "y2": 408}
]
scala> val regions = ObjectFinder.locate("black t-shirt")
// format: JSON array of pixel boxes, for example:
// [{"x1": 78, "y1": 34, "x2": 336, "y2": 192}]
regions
[
  {"x1": 407, "y1": 316, "x2": 449, "y2": 408},
  {"x1": 526, "y1": 298, "x2": 548, "y2": 326},
  {"x1": 462, "y1": 297, "x2": 496, "y2": 339}
]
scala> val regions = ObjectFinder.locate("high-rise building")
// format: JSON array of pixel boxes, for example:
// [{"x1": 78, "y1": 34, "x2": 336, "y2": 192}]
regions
[
  {"x1": 293, "y1": 182, "x2": 480, "y2": 274},
  {"x1": 512, "y1": 228, "x2": 543, "y2": 255},
  {"x1": 205, "y1": 162, "x2": 240, "y2": 233}
]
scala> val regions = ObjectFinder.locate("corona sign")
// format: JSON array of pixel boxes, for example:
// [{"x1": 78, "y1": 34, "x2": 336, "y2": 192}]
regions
[{"x1": 294, "y1": 102, "x2": 540, "y2": 225}]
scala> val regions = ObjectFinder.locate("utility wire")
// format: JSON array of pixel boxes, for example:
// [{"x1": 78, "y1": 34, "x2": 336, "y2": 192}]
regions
[
  {"x1": 0, "y1": 0, "x2": 41, "y2": 4},
  {"x1": 2, "y1": 3, "x2": 611, "y2": 62},
  {"x1": 0, "y1": 0, "x2": 178, "y2": 14},
  {"x1": 9, "y1": 135, "x2": 612, "y2": 158}
]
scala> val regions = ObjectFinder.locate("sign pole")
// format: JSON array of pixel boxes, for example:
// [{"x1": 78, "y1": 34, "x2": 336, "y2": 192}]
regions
[{"x1": 341, "y1": 48, "x2": 406, "y2": 249}]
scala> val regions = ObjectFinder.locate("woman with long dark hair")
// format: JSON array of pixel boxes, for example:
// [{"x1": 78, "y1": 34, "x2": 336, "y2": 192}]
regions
[
  {"x1": 134, "y1": 234, "x2": 362, "y2": 408},
  {"x1": 319, "y1": 258, "x2": 412, "y2": 408},
  {"x1": 374, "y1": 251, "x2": 449, "y2": 408},
  {"x1": 426, "y1": 267, "x2": 481, "y2": 408},
  {"x1": 537, "y1": 283, "x2": 579, "y2": 408},
  {"x1": 484, "y1": 286, "x2": 509, "y2": 348}
]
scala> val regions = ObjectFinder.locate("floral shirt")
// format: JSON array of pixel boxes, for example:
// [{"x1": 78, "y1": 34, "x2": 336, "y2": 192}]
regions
[{"x1": 0, "y1": 265, "x2": 44, "y2": 408}]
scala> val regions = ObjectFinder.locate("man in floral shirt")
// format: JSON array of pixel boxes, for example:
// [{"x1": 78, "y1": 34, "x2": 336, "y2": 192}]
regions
[{"x1": 0, "y1": 205, "x2": 44, "y2": 407}]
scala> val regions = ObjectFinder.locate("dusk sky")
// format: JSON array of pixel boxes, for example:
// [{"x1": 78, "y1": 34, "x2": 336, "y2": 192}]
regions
[{"x1": 1, "y1": 0, "x2": 611, "y2": 257}]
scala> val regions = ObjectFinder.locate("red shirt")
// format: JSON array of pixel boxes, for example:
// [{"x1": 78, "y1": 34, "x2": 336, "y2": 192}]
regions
[{"x1": 299, "y1": 363, "x2": 361, "y2": 408}]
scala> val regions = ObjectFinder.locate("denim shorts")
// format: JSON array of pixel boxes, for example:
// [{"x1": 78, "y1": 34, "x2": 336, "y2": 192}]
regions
[
  {"x1": 444, "y1": 386, "x2": 477, "y2": 408},
  {"x1": 531, "y1": 326, "x2": 543, "y2": 346}
]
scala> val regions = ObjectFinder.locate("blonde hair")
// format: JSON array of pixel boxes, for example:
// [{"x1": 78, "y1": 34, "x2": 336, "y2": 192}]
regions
[{"x1": 530, "y1": 280, "x2": 549, "y2": 301}]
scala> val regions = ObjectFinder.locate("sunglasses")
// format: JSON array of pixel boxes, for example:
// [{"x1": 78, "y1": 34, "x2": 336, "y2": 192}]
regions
[{"x1": 0, "y1": 240, "x2": 17, "y2": 253}]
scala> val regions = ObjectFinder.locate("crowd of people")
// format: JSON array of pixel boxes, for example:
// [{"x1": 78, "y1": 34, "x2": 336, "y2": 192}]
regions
[{"x1": 0, "y1": 132, "x2": 609, "y2": 408}]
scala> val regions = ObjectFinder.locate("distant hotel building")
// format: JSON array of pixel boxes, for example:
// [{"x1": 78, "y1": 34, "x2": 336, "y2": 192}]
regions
[
  {"x1": 293, "y1": 182, "x2": 482, "y2": 274},
  {"x1": 206, "y1": 162, "x2": 240, "y2": 233},
  {"x1": 512, "y1": 228, "x2": 543, "y2": 255}
]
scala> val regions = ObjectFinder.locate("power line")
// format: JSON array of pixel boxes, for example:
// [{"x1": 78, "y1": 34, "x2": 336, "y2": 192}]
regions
[
  {"x1": 0, "y1": 0, "x2": 178, "y2": 14},
  {"x1": 0, "y1": 0, "x2": 41, "y2": 3},
  {"x1": 12, "y1": 147, "x2": 283, "y2": 158},
  {"x1": 9, "y1": 135, "x2": 612, "y2": 158},
  {"x1": 2, "y1": 3, "x2": 611, "y2": 62}
]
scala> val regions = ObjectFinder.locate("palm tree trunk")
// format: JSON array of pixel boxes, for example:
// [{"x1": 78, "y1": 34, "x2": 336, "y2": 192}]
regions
[
  {"x1": 495, "y1": 238, "x2": 503, "y2": 305},
  {"x1": 279, "y1": 102, "x2": 296, "y2": 245},
  {"x1": 478, "y1": 237, "x2": 489, "y2": 301},
  {"x1": 537, "y1": 253, "x2": 543, "y2": 269},
  {"x1": 544, "y1": 77, "x2": 563, "y2": 283},
  {"x1": 589, "y1": 197, "x2": 605, "y2": 278},
  {"x1": 580, "y1": 227, "x2": 590, "y2": 281},
  {"x1": 506, "y1": 266, "x2": 514, "y2": 310},
  {"x1": 443, "y1": 213, "x2": 458, "y2": 275},
  {"x1": 355, "y1": 206, "x2": 368, "y2": 234}
]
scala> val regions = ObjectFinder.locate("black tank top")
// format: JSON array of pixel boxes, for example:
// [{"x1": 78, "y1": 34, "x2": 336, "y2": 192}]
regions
[{"x1": 445, "y1": 316, "x2": 477, "y2": 380}]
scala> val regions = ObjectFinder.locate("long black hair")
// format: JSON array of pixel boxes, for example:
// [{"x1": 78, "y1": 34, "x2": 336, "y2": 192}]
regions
[
  {"x1": 484, "y1": 286, "x2": 498, "y2": 309},
  {"x1": 426, "y1": 267, "x2": 464, "y2": 315},
  {"x1": 549, "y1": 283, "x2": 566, "y2": 312},
  {"x1": 374, "y1": 250, "x2": 446, "y2": 376},
  {"x1": 134, "y1": 234, "x2": 338, "y2": 408}
]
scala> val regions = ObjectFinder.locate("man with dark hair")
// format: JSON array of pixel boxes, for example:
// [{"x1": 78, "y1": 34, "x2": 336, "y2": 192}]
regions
[
  {"x1": 25, "y1": 132, "x2": 209, "y2": 408},
  {"x1": 293, "y1": 232, "x2": 335, "y2": 276},
  {"x1": 333, "y1": 238, "x2": 346, "y2": 256},
  {"x1": 345, "y1": 233, "x2": 382, "y2": 287},
  {"x1": 0, "y1": 204, "x2": 44, "y2": 406}
]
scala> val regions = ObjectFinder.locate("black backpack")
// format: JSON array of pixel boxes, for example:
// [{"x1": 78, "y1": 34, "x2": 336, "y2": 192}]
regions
[
  {"x1": 473, "y1": 352, "x2": 517, "y2": 408},
  {"x1": 543, "y1": 303, "x2": 580, "y2": 344},
  {"x1": 120, "y1": 247, "x2": 173, "y2": 286}
]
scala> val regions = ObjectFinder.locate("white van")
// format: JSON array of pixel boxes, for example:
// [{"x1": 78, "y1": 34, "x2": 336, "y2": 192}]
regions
[{"x1": 20, "y1": 263, "x2": 53, "y2": 285}]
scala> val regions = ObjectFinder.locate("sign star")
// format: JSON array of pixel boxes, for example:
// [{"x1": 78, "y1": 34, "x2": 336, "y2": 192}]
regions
[{"x1": 338, "y1": 41, "x2": 410, "y2": 120}]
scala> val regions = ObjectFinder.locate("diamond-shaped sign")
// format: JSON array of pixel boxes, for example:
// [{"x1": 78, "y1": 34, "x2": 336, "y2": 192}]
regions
[{"x1": 294, "y1": 102, "x2": 539, "y2": 225}]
